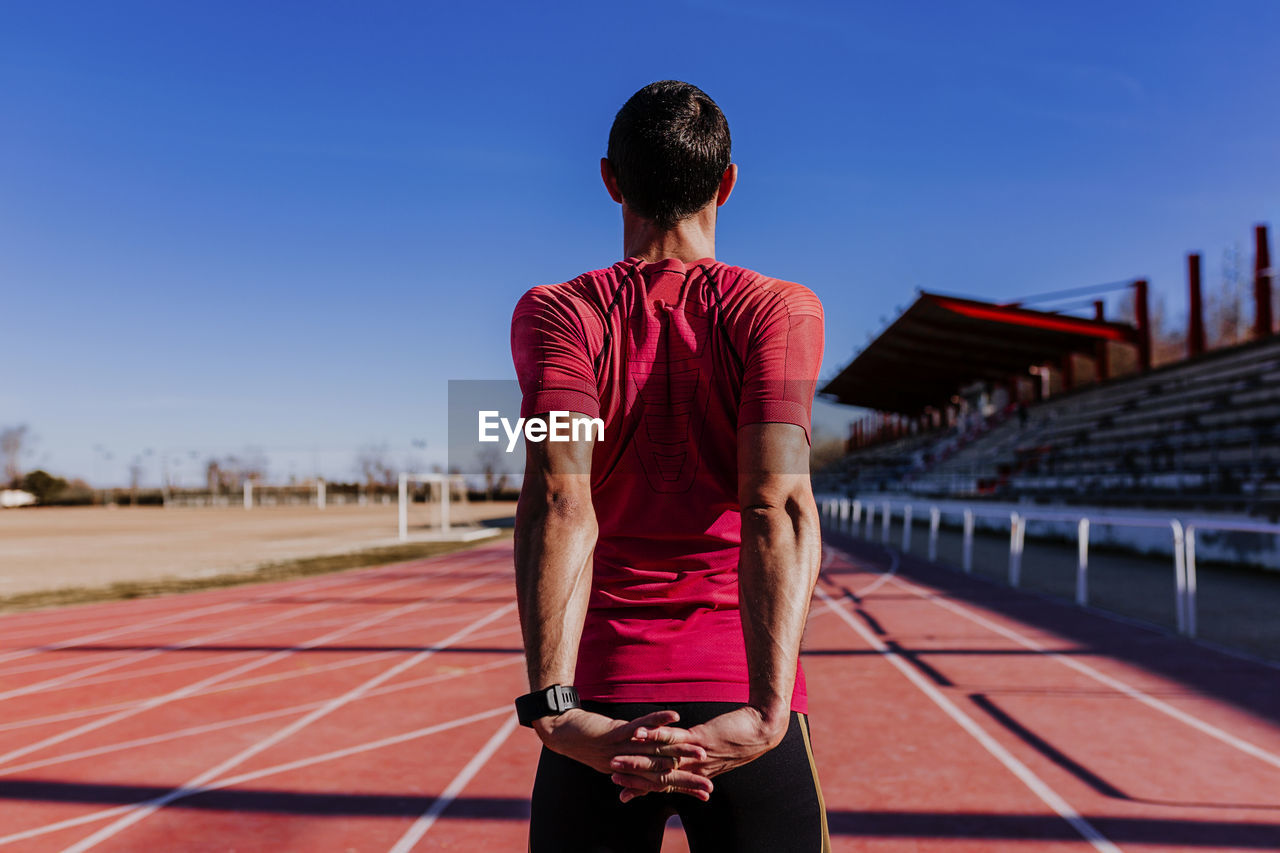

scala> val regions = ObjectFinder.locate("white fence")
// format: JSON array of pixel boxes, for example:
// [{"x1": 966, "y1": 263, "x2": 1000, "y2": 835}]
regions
[{"x1": 821, "y1": 497, "x2": 1200, "y2": 637}]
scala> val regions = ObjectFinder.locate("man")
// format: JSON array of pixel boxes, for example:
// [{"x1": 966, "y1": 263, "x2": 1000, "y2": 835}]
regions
[{"x1": 511, "y1": 80, "x2": 828, "y2": 852}]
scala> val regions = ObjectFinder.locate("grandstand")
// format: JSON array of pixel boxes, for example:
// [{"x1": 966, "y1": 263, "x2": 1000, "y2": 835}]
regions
[{"x1": 819, "y1": 223, "x2": 1279, "y2": 518}]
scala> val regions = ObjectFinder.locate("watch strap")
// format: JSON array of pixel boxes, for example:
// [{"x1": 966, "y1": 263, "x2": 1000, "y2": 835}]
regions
[{"x1": 515, "y1": 684, "x2": 581, "y2": 727}]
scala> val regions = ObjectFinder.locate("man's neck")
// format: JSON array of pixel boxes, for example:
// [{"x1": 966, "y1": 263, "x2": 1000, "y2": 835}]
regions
[{"x1": 622, "y1": 205, "x2": 717, "y2": 264}]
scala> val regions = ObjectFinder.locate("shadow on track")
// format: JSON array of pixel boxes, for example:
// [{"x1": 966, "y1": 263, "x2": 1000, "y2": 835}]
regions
[{"x1": 2, "y1": 785, "x2": 1275, "y2": 847}]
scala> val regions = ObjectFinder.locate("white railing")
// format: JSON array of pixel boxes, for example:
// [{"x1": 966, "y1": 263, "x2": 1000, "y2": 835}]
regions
[
  {"x1": 820, "y1": 497, "x2": 1193, "y2": 636},
  {"x1": 1183, "y1": 519, "x2": 1280, "y2": 641}
]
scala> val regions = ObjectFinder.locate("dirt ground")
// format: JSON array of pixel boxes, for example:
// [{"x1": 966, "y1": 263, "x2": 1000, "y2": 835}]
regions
[{"x1": 0, "y1": 501, "x2": 517, "y2": 596}]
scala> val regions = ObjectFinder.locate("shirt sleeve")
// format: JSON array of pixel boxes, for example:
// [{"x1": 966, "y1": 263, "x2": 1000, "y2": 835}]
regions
[
  {"x1": 511, "y1": 286, "x2": 601, "y2": 419},
  {"x1": 738, "y1": 284, "x2": 824, "y2": 444}
]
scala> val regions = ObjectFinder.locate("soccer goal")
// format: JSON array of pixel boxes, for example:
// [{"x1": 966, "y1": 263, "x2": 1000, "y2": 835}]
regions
[
  {"x1": 397, "y1": 472, "x2": 468, "y2": 540},
  {"x1": 239, "y1": 480, "x2": 327, "y2": 509}
]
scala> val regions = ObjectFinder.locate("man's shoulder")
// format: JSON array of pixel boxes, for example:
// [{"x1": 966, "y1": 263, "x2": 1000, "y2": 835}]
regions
[
  {"x1": 717, "y1": 264, "x2": 823, "y2": 319},
  {"x1": 512, "y1": 265, "x2": 620, "y2": 320}
]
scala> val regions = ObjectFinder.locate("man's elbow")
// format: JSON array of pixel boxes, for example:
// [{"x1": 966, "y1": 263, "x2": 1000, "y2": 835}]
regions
[
  {"x1": 545, "y1": 489, "x2": 595, "y2": 523},
  {"x1": 519, "y1": 488, "x2": 597, "y2": 531},
  {"x1": 741, "y1": 490, "x2": 818, "y2": 533}
]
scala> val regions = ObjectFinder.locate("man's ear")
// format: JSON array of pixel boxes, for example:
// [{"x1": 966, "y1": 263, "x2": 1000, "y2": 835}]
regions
[
  {"x1": 716, "y1": 163, "x2": 738, "y2": 207},
  {"x1": 600, "y1": 158, "x2": 623, "y2": 204}
]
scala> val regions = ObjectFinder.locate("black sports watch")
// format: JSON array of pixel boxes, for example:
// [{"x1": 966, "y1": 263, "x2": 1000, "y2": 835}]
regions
[{"x1": 515, "y1": 684, "x2": 581, "y2": 727}]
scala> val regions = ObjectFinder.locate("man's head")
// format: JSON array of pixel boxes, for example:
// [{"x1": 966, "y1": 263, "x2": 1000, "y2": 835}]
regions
[{"x1": 603, "y1": 81, "x2": 733, "y2": 231}]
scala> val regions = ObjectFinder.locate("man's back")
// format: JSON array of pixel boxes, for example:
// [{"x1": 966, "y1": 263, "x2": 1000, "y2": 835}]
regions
[
  {"x1": 514, "y1": 80, "x2": 830, "y2": 853},
  {"x1": 512, "y1": 254, "x2": 823, "y2": 708}
]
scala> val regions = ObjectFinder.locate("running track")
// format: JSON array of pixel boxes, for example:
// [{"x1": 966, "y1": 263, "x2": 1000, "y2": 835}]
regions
[{"x1": 0, "y1": 532, "x2": 1277, "y2": 851}]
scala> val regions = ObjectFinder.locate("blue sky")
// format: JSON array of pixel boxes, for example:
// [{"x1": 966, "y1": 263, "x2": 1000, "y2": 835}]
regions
[{"x1": 3, "y1": 1, "x2": 1278, "y2": 486}]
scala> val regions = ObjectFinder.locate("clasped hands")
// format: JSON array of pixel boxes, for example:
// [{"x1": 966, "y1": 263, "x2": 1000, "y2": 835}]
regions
[{"x1": 532, "y1": 705, "x2": 787, "y2": 803}]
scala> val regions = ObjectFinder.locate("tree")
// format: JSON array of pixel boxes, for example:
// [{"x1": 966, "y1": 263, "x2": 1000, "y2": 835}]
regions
[
  {"x1": 1111, "y1": 286, "x2": 1183, "y2": 372},
  {"x1": 1208, "y1": 245, "x2": 1249, "y2": 348},
  {"x1": 21, "y1": 470, "x2": 68, "y2": 503},
  {"x1": 128, "y1": 456, "x2": 145, "y2": 505},
  {"x1": 203, "y1": 452, "x2": 268, "y2": 492},
  {"x1": 1146, "y1": 290, "x2": 1186, "y2": 367},
  {"x1": 1, "y1": 425, "x2": 29, "y2": 486},
  {"x1": 477, "y1": 445, "x2": 509, "y2": 499},
  {"x1": 354, "y1": 443, "x2": 396, "y2": 488}
]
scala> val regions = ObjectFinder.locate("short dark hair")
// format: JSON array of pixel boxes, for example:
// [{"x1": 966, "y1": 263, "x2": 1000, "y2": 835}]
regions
[{"x1": 606, "y1": 81, "x2": 731, "y2": 230}]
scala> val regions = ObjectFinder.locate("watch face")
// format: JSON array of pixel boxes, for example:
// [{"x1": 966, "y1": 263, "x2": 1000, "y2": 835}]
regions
[
  {"x1": 546, "y1": 685, "x2": 575, "y2": 712},
  {"x1": 517, "y1": 685, "x2": 580, "y2": 726}
]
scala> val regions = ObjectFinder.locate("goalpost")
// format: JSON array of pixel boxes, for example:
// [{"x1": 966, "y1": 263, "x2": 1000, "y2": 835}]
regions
[
  {"x1": 397, "y1": 472, "x2": 467, "y2": 540},
  {"x1": 239, "y1": 480, "x2": 327, "y2": 509}
]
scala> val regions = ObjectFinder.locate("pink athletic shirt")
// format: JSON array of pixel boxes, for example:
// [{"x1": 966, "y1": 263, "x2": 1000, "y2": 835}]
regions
[{"x1": 511, "y1": 256, "x2": 824, "y2": 712}]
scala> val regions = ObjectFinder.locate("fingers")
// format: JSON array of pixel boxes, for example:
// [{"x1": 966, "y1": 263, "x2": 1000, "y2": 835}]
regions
[
  {"x1": 609, "y1": 769, "x2": 712, "y2": 802},
  {"x1": 632, "y1": 722, "x2": 690, "y2": 743},
  {"x1": 609, "y1": 754, "x2": 679, "y2": 774},
  {"x1": 622, "y1": 739, "x2": 705, "y2": 761},
  {"x1": 630, "y1": 723, "x2": 703, "y2": 753},
  {"x1": 621, "y1": 710, "x2": 679, "y2": 741},
  {"x1": 618, "y1": 711, "x2": 706, "y2": 761}
]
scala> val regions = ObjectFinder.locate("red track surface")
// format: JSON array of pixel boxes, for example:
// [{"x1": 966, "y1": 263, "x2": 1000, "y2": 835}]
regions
[{"x1": 1, "y1": 534, "x2": 1278, "y2": 851}]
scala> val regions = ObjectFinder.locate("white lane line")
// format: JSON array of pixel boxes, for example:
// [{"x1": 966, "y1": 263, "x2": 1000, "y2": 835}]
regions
[
  {"x1": 0, "y1": 600, "x2": 328, "y2": 702},
  {"x1": 883, "y1": 571, "x2": 1280, "y2": 772},
  {"x1": 0, "y1": 654, "x2": 525, "y2": 778},
  {"x1": 814, "y1": 585, "x2": 1121, "y2": 853},
  {"x1": 803, "y1": 547, "x2": 897, "y2": 624},
  {"x1": 388, "y1": 714, "x2": 520, "y2": 853},
  {"x1": 0, "y1": 555, "x2": 428, "y2": 668},
  {"x1": 0, "y1": 568, "x2": 372, "y2": 677},
  {"x1": 819, "y1": 546, "x2": 899, "y2": 598},
  {"x1": 0, "y1": 570, "x2": 506, "y2": 767},
  {"x1": 0, "y1": 599, "x2": 247, "y2": 667},
  {"x1": 56, "y1": 600, "x2": 519, "y2": 853},
  {"x1": 0, "y1": 610, "x2": 491, "y2": 698},
  {"x1": 0, "y1": 560, "x2": 489, "y2": 701},
  {"x1": 0, "y1": 569, "x2": 351, "y2": 648},
  {"x1": 0, "y1": 601, "x2": 512, "y2": 735},
  {"x1": 853, "y1": 550, "x2": 899, "y2": 598},
  {"x1": 0, "y1": 545, "x2": 501, "y2": 670},
  {"x1": 211, "y1": 708, "x2": 513, "y2": 790},
  {"x1": 0, "y1": 547, "x2": 507, "y2": 718},
  {"x1": 0, "y1": 578, "x2": 342, "y2": 645},
  {"x1": 0, "y1": 705, "x2": 513, "y2": 848}
]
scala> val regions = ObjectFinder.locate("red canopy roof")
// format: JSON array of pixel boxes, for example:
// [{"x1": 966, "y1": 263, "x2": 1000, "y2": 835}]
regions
[{"x1": 820, "y1": 291, "x2": 1139, "y2": 414}]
